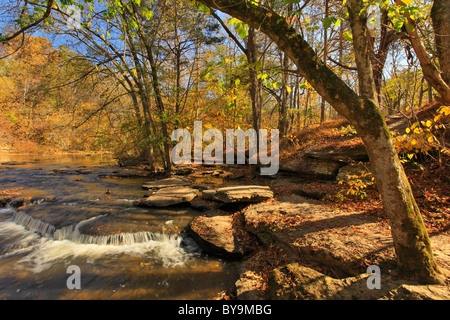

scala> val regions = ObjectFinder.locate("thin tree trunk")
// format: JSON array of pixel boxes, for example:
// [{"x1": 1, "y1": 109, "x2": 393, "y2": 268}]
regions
[
  {"x1": 320, "y1": 0, "x2": 329, "y2": 124},
  {"x1": 428, "y1": 82, "x2": 433, "y2": 103},
  {"x1": 371, "y1": 10, "x2": 399, "y2": 102},
  {"x1": 304, "y1": 87, "x2": 310, "y2": 128},
  {"x1": 279, "y1": 52, "x2": 289, "y2": 137},
  {"x1": 247, "y1": 27, "x2": 261, "y2": 136}
]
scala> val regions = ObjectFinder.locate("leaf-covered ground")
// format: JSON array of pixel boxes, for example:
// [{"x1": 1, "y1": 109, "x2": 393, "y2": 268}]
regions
[{"x1": 277, "y1": 103, "x2": 450, "y2": 234}]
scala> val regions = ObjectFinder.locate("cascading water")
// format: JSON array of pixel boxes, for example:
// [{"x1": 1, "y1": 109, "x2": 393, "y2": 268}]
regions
[
  {"x1": 14, "y1": 211, "x2": 183, "y2": 247},
  {"x1": 7, "y1": 206, "x2": 194, "y2": 273},
  {"x1": 0, "y1": 153, "x2": 239, "y2": 299},
  {"x1": 13, "y1": 211, "x2": 56, "y2": 238}
]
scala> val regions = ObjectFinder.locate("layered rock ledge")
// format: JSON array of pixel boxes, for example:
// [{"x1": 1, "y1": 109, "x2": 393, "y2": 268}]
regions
[
  {"x1": 135, "y1": 187, "x2": 199, "y2": 207},
  {"x1": 202, "y1": 186, "x2": 274, "y2": 203},
  {"x1": 187, "y1": 193, "x2": 450, "y2": 300},
  {"x1": 186, "y1": 214, "x2": 254, "y2": 260}
]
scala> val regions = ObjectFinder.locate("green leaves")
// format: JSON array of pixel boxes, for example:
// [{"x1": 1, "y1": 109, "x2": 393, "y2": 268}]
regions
[
  {"x1": 257, "y1": 73, "x2": 268, "y2": 81},
  {"x1": 228, "y1": 17, "x2": 249, "y2": 39},
  {"x1": 322, "y1": 16, "x2": 341, "y2": 29},
  {"x1": 196, "y1": 3, "x2": 211, "y2": 14},
  {"x1": 370, "y1": 0, "x2": 426, "y2": 33},
  {"x1": 342, "y1": 30, "x2": 353, "y2": 41},
  {"x1": 299, "y1": 81, "x2": 312, "y2": 90},
  {"x1": 141, "y1": 7, "x2": 153, "y2": 20},
  {"x1": 200, "y1": 66, "x2": 215, "y2": 80}
]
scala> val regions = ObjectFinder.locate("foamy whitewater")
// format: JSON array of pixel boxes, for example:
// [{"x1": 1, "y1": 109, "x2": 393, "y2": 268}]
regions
[
  {"x1": 0, "y1": 214, "x2": 193, "y2": 274},
  {"x1": 0, "y1": 154, "x2": 239, "y2": 299}
]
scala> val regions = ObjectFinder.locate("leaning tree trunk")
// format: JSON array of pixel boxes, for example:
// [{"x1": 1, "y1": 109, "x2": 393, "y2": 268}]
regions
[
  {"x1": 347, "y1": 2, "x2": 438, "y2": 282},
  {"x1": 395, "y1": 0, "x2": 450, "y2": 104},
  {"x1": 357, "y1": 104, "x2": 440, "y2": 283},
  {"x1": 197, "y1": 0, "x2": 443, "y2": 283}
]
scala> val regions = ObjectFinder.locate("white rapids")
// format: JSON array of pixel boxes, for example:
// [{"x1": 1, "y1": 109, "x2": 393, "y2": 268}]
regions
[{"x1": 0, "y1": 211, "x2": 195, "y2": 273}]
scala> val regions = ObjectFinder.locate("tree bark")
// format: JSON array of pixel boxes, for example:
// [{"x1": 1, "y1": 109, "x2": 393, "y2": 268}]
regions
[
  {"x1": 197, "y1": 0, "x2": 443, "y2": 283},
  {"x1": 279, "y1": 52, "x2": 289, "y2": 137},
  {"x1": 431, "y1": 0, "x2": 450, "y2": 86},
  {"x1": 247, "y1": 27, "x2": 262, "y2": 136},
  {"x1": 320, "y1": 0, "x2": 329, "y2": 123},
  {"x1": 370, "y1": 10, "x2": 399, "y2": 100}
]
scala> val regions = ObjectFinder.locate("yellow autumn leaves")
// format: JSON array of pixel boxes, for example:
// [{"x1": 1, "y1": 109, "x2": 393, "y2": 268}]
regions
[{"x1": 393, "y1": 106, "x2": 450, "y2": 159}]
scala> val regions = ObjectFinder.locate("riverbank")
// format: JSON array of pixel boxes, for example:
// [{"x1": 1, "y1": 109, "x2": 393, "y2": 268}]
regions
[
  {"x1": 1, "y1": 102, "x2": 449, "y2": 299},
  {"x1": 150, "y1": 162, "x2": 450, "y2": 300},
  {"x1": 1, "y1": 154, "x2": 449, "y2": 300}
]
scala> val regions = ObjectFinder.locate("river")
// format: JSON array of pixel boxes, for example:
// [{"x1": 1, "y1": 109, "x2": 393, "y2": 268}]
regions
[{"x1": 0, "y1": 153, "x2": 239, "y2": 300}]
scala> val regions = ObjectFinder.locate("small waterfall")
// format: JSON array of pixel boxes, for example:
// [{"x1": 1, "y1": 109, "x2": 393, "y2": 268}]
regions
[
  {"x1": 0, "y1": 219, "x2": 43, "y2": 257},
  {"x1": 13, "y1": 211, "x2": 55, "y2": 238},
  {"x1": 68, "y1": 215, "x2": 182, "y2": 246},
  {"x1": 53, "y1": 224, "x2": 76, "y2": 241},
  {"x1": 68, "y1": 229, "x2": 182, "y2": 246},
  {"x1": 13, "y1": 211, "x2": 182, "y2": 246}
]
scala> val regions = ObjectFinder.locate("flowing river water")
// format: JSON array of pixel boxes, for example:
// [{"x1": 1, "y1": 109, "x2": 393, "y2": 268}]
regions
[{"x1": 0, "y1": 153, "x2": 239, "y2": 300}]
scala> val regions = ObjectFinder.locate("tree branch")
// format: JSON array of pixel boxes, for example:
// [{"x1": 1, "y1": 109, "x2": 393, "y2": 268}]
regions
[
  {"x1": 1, "y1": 0, "x2": 55, "y2": 43},
  {"x1": 197, "y1": 0, "x2": 366, "y2": 124},
  {"x1": 210, "y1": 10, "x2": 247, "y2": 55},
  {"x1": 328, "y1": 57, "x2": 357, "y2": 71}
]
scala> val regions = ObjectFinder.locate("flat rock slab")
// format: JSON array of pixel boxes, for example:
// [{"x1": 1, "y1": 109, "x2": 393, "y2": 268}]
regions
[
  {"x1": 268, "y1": 263, "x2": 450, "y2": 300},
  {"x1": 243, "y1": 198, "x2": 395, "y2": 277},
  {"x1": 303, "y1": 144, "x2": 369, "y2": 162},
  {"x1": 186, "y1": 214, "x2": 251, "y2": 259},
  {"x1": 280, "y1": 158, "x2": 343, "y2": 180},
  {"x1": 202, "y1": 186, "x2": 274, "y2": 203},
  {"x1": 136, "y1": 187, "x2": 199, "y2": 207},
  {"x1": 142, "y1": 177, "x2": 190, "y2": 189}
]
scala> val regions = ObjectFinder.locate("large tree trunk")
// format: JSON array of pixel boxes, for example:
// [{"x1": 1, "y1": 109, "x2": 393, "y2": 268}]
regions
[
  {"x1": 431, "y1": 0, "x2": 450, "y2": 86},
  {"x1": 361, "y1": 123, "x2": 438, "y2": 282},
  {"x1": 197, "y1": 0, "x2": 443, "y2": 283},
  {"x1": 347, "y1": 3, "x2": 439, "y2": 281}
]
